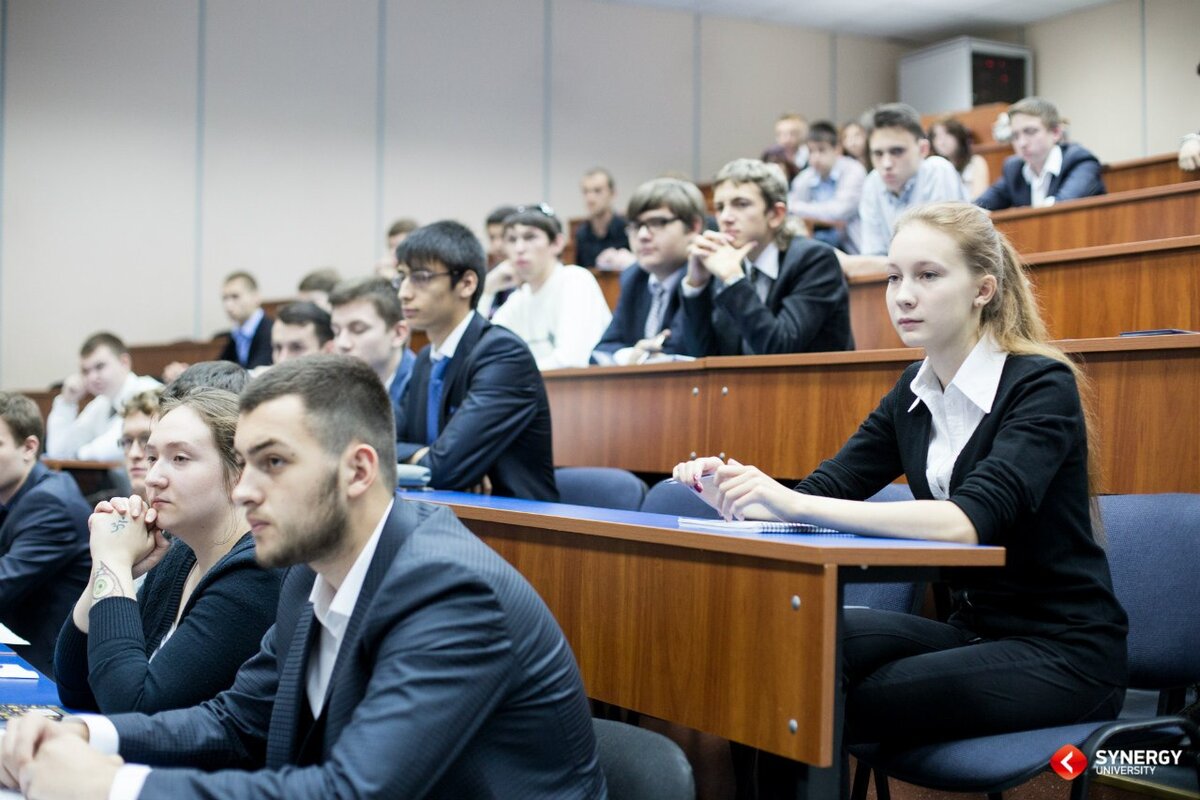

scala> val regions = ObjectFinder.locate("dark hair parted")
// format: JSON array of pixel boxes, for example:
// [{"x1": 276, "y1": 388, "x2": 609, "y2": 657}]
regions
[
  {"x1": 240, "y1": 354, "x2": 397, "y2": 488},
  {"x1": 806, "y1": 120, "x2": 839, "y2": 147},
  {"x1": 626, "y1": 178, "x2": 707, "y2": 230},
  {"x1": 80, "y1": 331, "x2": 128, "y2": 358},
  {"x1": 395, "y1": 220, "x2": 487, "y2": 310},
  {"x1": 277, "y1": 301, "x2": 334, "y2": 346},
  {"x1": 929, "y1": 117, "x2": 974, "y2": 173},
  {"x1": 0, "y1": 392, "x2": 44, "y2": 451},
  {"x1": 867, "y1": 102, "x2": 926, "y2": 142},
  {"x1": 164, "y1": 361, "x2": 249, "y2": 399},
  {"x1": 486, "y1": 205, "x2": 518, "y2": 227},
  {"x1": 328, "y1": 276, "x2": 404, "y2": 327}
]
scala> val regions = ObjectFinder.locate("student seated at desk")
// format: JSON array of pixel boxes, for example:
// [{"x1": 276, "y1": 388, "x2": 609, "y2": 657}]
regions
[
  {"x1": 675, "y1": 202, "x2": 1128, "y2": 745},
  {"x1": 117, "y1": 389, "x2": 162, "y2": 500},
  {"x1": 54, "y1": 388, "x2": 281, "y2": 714},
  {"x1": 2, "y1": 355, "x2": 603, "y2": 800},
  {"x1": 677, "y1": 157, "x2": 854, "y2": 356}
]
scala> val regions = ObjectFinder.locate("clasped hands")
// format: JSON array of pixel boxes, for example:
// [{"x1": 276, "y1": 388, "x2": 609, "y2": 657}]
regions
[
  {"x1": 89, "y1": 495, "x2": 170, "y2": 579},
  {"x1": 673, "y1": 456, "x2": 803, "y2": 523},
  {"x1": 0, "y1": 715, "x2": 119, "y2": 800},
  {"x1": 686, "y1": 230, "x2": 756, "y2": 287}
]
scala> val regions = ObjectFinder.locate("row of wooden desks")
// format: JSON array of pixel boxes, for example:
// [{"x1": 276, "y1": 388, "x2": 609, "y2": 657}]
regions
[
  {"x1": 409, "y1": 490, "x2": 1004, "y2": 797},
  {"x1": 545, "y1": 334, "x2": 1200, "y2": 494}
]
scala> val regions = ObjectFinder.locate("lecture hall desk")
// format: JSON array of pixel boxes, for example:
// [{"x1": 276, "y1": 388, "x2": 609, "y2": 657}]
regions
[
  {"x1": 545, "y1": 334, "x2": 1200, "y2": 495},
  {"x1": 407, "y1": 490, "x2": 1004, "y2": 796}
]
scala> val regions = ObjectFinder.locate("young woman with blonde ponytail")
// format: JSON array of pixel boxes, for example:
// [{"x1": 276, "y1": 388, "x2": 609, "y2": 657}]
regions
[{"x1": 674, "y1": 202, "x2": 1127, "y2": 743}]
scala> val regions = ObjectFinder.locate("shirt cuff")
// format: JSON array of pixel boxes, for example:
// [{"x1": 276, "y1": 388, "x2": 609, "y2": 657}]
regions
[
  {"x1": 77, "y1": 714, "x2": 119, "y2": 755},
  {"x1": 613, "y1": 347, "x2": 639, "y2": 366},
  {"x1": 680, "y1": 277, "x2": 709, "y2": 298},
  {"x1": 111, "y1": 765, "x2": 151, "y2": 800}
]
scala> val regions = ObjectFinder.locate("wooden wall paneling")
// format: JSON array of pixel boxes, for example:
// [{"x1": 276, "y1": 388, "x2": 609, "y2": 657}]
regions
[
  {"x1": 128, "y1": 340, "x2": 225, "y2": 381},
  {"x1": 1102, "y1": 153, "x2": 1198, "y2": 194},
  {"x1": 992, "y1": 183, "x2": 1200, "y2": 252},
  {"x1": 594, "y1": 269, "x2": 622, "y2": 312},
  {"x1": 847, "y1": 276, "x2": 904, "y2": 351},
  {"x1": 920, "y1": 103, "x2": 1007, "y2": 146}
]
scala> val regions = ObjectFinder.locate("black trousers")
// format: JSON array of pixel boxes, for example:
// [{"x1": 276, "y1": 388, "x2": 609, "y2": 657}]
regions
[{"x1": 842, "y1": 608, "x2": 1124, "y2": 745}]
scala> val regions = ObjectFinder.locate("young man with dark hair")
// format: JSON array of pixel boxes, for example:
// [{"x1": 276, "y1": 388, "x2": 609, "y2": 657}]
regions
[
  {"x1": 975, "y1": 96, "x2": 1105, "y2": 210},
  {"x1": 677, "y1": 158, "x2": 854, "y2": 357},
  {"x1": 329, "y1": 277, "x2": 415, "y2": 431},
  {"x1": 296, "y1": 268, "x2": 341, "y2": 312},
  {"x1": 218, "y1": 271, "x2": 274, "y2": 369},
  {"x1": 592, "y1": 177, "x2": 705, "y2": 364},
  {"x1": 0, "y1": 355, "x2": 604, "y2": 799},
  {"x1": 46, "y1": 332, "x2": 162, "y2": 461},
  {"x1": 574, "y1": 168, "x2": 631, "y2": 269},
  {"x1": 396, "y1": 221, "x2": 558, "y2": 501},
  {"x1": 162, "y1": 361, "x2": 249, "y2": 399},
  {"x1": 482, "y1": 205, "x2": 519, "y2": 318},
  {"x1": 788, "y1": 120, "x2": 867, "y2": 254},
  {"x1": 842, "y1": 103, "x2": 967, "y2": 276},
  {"x1": 272, "y1": 302, "x2": 335, "y2": 364},
  {"x1": 0, "y1": 392, "x2": 91, "y2": 675}
]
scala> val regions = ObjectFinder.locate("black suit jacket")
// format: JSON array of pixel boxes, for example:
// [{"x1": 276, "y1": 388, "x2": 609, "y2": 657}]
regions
[
  {"x1": 396, "y1": 313, "x2": 558, "y2": 501},
  {"x1": 0, "y1": 462, "x2": 91, "y2": 674},
  {"x1": 111, "y1": 499, "x2": 605, "y2": 799},
  {"x1": 677, "y1": 237, "x2": 854, "y2": 356},
  {"x1": 592, "y1": 264, "x2": 685, "y2": 358},
  {"x1": 218, "y1": 314, "x2": 274, "y2": 369},
  {"x1": 975, "y1": 143, "x2": 1106, "y2": 211}
]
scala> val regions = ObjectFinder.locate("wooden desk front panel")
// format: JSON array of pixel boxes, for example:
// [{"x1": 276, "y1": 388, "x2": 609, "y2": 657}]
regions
[
  {"x1": 1103, "y1": 155, "x2": 1197, "y2": 194},
  {"x1": 848, "y1": 280, "x2": 905, "y2": 352},
  {"x1": 547, "y1": 367, "x2": 708, "y2": 471},
  {"x1": 993, "y1": 185, "x2": 1200, "y2": 252},
  {"x1": 472, "y1": 518, "x2": 839, "y2": 765}
]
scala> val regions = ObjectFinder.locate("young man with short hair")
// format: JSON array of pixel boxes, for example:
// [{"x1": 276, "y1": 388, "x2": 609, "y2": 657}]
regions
[
  {"x1": 482, "y1": 205, "x2": 519, "y2": 318},
  {"x1": 0, "y1": 355, "x2": 604, "y2": 799},
  {"x1": 842, "y1": 103, "x2": 967, "y2": 276},
  {"x1": 0, "y1": 392, "x2": 92, "y2": 675},
  {"x1": 574, "y1": 168, "x2": 631, "y2": 269},
  {"x1": 484, "y1": 208, "x2": 611, "y2": 370},
  {"x1": 218, "y1": 271, "x2": 274, "y2": 369},
  {"x1": 976, "y1": 96, "x2": 1105, "y2": 210},
  {"x1": 46, "y1": 333, "x2": 162, "y2": 461},
  {"x1": 296, "y1": 268, "x2": 341, "y2": 312},
  {"x1": 788, "y1": 120, "x2": 867, "y2": 254},
  {"x1": 271, "y1": 302, "x2": 335, "y2": 364},
  {"x1": 396, "y1": 221, "x2": 558, "y2": 501},
  {"x1": 328, "y1": 277, "x2": 415, "y2": 430},
  {"x1": 592, "y1": 178, "x2": 705, "y2": 365},
  {"x1": 677, "y1": 158, "x2": 854, "y2": 357}
]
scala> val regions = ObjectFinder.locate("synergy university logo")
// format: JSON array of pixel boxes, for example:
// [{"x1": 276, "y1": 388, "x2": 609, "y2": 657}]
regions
[{"x1": 1051, "y1": 743, "x2": 1185, "y2": 780}]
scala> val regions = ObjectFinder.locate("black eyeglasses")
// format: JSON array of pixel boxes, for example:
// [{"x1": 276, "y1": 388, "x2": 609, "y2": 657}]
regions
[
  {"x1": 393, "y1": 270, "x2": 453, "y2": 290},
  {"x1": 626, "y1": 216, "x2": 682, "y2": 237}
]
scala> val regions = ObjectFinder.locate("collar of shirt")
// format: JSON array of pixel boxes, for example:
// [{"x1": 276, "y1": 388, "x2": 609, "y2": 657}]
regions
[
  {"x1": 430, "y1": 310, "x2": 476, "y2": 362},
  {"x1": 749, "y1": 242, "x2": 781, "y2": 281},
  {"x1": 648, "y1": 266, "x2": 685, "y2": 295},
  {"x1": 907, "y1": 335, "x2": 1008, "y2": 414},
  {"x1": 1023, "y1": 144, "x2": 1063, "y2": 185},
  {"x1": 236, "y1": 308, "x2": 264, "y2": 339},
  {"x1": 307, "y1": 499, "x2": 393, "y2": 645}
]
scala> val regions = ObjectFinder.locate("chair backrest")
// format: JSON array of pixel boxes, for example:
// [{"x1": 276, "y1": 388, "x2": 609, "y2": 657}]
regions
[
  {"x1": 867, "y1": 482, "x2": 914, "y2": 502},
  {"x1": 1099, "y1": 493, "x2": 1200, "y2": 690},
  {"x1": 640, "y1": 478, "x2": 720, "y2": 518},
  {"x1": 845, "y1": 482, "x2": 921, "y2": 612},
  {"x1": 555, "y1": 467, "x2": 648, "y2": 512},
  {"x1": 592, "y1": 718, "x2": 695, "y2": 800}
]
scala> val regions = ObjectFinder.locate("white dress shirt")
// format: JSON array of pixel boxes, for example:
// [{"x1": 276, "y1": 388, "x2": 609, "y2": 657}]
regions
[
  {"x1": 489, "y1": 263, "x2": 612, "y2": 370},
  {"x1": 82, "y1": 502, "x2": 395, "y2": 800},
  {"x1": 45, "y1": 372, "x2": 163, "y2": 461},
  {"x1": 1023, "y1": 144, "x2": 1063, "y2": 208},
  {"x1": 907, "y1": 336, "x2": 1008, "y2": 500},
  {"x1": 430, "y1": 309, "x2": 476, "y2": 365}
]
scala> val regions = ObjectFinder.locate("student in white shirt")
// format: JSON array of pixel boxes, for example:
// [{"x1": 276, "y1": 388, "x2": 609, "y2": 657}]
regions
[
  {"x1": 46, "y1": 333, "x2": 162, "y2": 462},
  {"x1": 481, "y1": 205, "x2": 611, "y2": 370}
]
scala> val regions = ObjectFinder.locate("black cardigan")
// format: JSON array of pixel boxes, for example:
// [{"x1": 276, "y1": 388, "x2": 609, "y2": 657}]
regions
[
  {"x1": 54, "y1": 533, "x2": 282, "y2": 713},
  {"x1": 795, "y1": 355, "x2": 1128, "y2": 687}
]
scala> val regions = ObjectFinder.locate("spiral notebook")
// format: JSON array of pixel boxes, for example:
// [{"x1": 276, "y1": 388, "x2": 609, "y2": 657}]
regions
[{"x1": 677, "y1": 517, "x2": 852, "y2": 536}]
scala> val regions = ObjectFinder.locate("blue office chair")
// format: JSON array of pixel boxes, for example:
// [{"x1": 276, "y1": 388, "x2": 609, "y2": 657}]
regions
[
  {"x1": 866, "y1": 482, "x2": 914, "y2": 502},
  {"x1": 555, "y1": 467, "x2": 648, "y2": 512},
  {"x1": 592, "y1": 718, "x2": 696, "y2": 800},
  {"x1": 844, "y1": 483, "x2": 921, "y2": 613},
  {"x1": 850, "y1": 493, "x2": 1200, "y2": 800},
  {"x1": 640, "y1": 478, "x2": 720, "y2": 519}
]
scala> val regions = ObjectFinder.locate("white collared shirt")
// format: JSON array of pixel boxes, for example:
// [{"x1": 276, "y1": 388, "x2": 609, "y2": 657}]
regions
[
  {"x1": 907, "y1": 336, "x2": 1008, "y2": 500},
  {"x1": 305, "y1": 500, "x2": 391, "y2": 716},
  {"x1": 1023, "y1": 145, "x2": 1063, "y2": 208},
  {"x1": 430, "y1": 309, "x2": 476, "y2": 364}
]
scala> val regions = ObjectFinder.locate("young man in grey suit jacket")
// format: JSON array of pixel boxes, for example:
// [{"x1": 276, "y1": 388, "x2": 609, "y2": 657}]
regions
[{"x1": 1, "y1": 355, "x2": 604, "y2": 800}]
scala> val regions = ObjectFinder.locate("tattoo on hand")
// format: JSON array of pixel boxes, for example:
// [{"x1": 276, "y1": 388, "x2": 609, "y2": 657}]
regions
[
  {"x1": 110, "y1": 517, "x2": 129, "y2": 534},
  {"x1": 91, "y1": 562, "x2": 125, "y2": 600}
]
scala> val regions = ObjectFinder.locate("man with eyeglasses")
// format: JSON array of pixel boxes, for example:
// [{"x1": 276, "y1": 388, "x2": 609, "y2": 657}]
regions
[
  {"x1": 118, "y1": 390, "x2": 161, "y2": 499},
  {"x1": 0, "y1": 392, "x2": 91, "y2": 675},
  {"x1": 328, "y1": 277, "x2": 415, "y2": 437},
  {"x1": 592, "y1": 178, "x2": 706, "y2": 365},
  {"x1": 395, "y1": 221, "x2": 558, "y2": 501}
]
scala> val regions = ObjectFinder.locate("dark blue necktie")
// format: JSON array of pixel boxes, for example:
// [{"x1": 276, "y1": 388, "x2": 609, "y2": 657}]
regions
[{"x1": 425, "y1": 357, "x2": 450, "y2": 445}]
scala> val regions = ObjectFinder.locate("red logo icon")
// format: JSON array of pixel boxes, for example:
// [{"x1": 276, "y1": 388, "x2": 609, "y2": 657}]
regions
[{"x1": 1051, "y1": 744, "x2": 1088, "y2": 780}]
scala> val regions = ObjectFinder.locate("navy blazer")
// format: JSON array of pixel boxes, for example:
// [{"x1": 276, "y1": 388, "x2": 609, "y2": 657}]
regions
[
  {"x1": 592, "y1": 264, "x2": 685, "y2": 359},
  {"x1": 0, "y1": 462, "x2": 91, "y2": 675},
  {"x1": 396, "y1": 313, "x2": 558, "y2": 501},
  {"x1": 975, "y1": 143, "x2": 1105, "y2": 211},
  {"x1": 110, "y1": 499, "x2": 606, "y2": 799},
  {"x1": 677, "y1": 237, "x2": 855, "y2": 356},
  {"x1": 218, "y1": 314, "x2": 274, "y2": 369},
  {"x1": 388, "y1": 347, "x2": 416, "y2": 436}
]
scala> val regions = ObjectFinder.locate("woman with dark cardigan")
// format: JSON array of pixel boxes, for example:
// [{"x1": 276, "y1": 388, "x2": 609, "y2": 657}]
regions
[
  {"x1": 54, "y1": 388, "x2": 281, "y2": 713},
  {"x1": 675, "y1": 202, "x2": 1127, "y2": 745}
]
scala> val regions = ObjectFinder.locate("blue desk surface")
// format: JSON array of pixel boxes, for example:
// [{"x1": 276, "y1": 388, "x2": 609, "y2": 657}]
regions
[
  {"x1": 0, "y1": 646, "x2": 61, "y2": 708},
  {"x1": 400, "y1": 489, "x2": 1001, "y2": 556}
]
